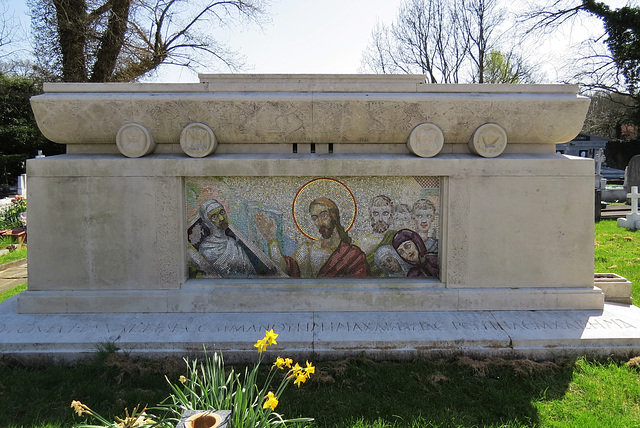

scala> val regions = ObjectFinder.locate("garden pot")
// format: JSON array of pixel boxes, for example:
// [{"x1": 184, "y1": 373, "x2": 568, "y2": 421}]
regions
[{"x1": 176, "y1": 410, "x2": 230, "y2": 428}]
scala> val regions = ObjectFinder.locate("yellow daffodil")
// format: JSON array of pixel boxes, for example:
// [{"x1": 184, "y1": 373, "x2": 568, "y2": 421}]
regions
[
  {"x1": 254, "y1": 338, "x2": 268, "y2": 353},
  {"x1": 265, "y1": 329, "x2": 279, "y2": 345},
  {"x1": 262, "y1": 391, "x2": 279, "y2": 410},
  {"x1": 284, "y1": 357, "x2": 293, "y2": 368},
  {"x1": 305, "y1": 360, "x2": 315, "y2": 375},
  {"x1": 274, "y1": 357, "x2": 286, "y2": 369},
  {"x1": 70, "y1": 400, "x2": 91, "y2": 416},
  {"x1": 293, "y1": 372, "x2": 308, "y2": 387},
  {"x1": 291, "y1": 362, "x2": 302, "y2": 374},
  {"x1": 114, "y1": 406, "x2": 150, "y2": 427},
  {"x1": 179, "y1": 375, "x2": 187, "y2": 384}
]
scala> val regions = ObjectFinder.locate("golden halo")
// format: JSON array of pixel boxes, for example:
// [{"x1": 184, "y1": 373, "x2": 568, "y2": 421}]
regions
[{"x1": 292, "y1": 178, "x2": 357, "y2": 241}]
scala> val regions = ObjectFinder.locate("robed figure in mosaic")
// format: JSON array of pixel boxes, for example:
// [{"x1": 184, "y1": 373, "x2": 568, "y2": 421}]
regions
[
  {"x1": 256, "y1": 197, "x2": 369, "y2": 277},
  {"x1": 392, "y1": 229, "x2": 438, "y2": 277},
  {"x1": 198, "y1": 199, "x2": 256, "y2": 277}
]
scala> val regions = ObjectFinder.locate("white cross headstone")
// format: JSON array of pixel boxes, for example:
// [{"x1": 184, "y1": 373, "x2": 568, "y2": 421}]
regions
[
  {"x1": 618, "y1": 185, "x2": 640, "y2": 230},
  {"x1": 594, "y1": 148, "x2": 606, "y2": 190}
]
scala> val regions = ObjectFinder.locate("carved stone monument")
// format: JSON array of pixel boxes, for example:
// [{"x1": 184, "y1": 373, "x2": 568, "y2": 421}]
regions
[{"x1": 2, "y1": 75, "x2": 640, "y2": 361}]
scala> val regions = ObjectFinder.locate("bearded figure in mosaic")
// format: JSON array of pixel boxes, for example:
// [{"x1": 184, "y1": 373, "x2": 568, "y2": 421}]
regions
[
  {"x1": 198, "y1": 199, "x2": 256, "y2": 277},
  {"x1": 256, "y1": 197, "x2": 369, "y2": 277}
]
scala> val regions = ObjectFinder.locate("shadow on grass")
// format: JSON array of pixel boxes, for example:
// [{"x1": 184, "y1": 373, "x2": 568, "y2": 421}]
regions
[
  {"x1": 0, "y1": 352, "x2": 184, "y2": 427},
  {"x1": 278, "y1": 356, "x2": 576, "y2": 428},
  {"x1": 0, "y1": 353, "x2": 575, "y2": 428}
]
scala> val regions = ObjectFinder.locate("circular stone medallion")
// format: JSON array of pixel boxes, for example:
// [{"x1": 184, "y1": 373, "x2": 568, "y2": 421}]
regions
[
  {"x1": 180, "y1": 123, "x2": 218, "y2": 158},
  {"x1": 468, "y1": 123, "x2": 508, "y2": 158},
  {"x1": 407, "y1": 122, "x2": 444, "y2": 158},
  {"x1": 116, "y1": 122, "x2": 156, "y2": 158}
]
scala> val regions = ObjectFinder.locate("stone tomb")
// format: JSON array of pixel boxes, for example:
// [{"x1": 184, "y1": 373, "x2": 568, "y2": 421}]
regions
[{"x1": 3, "y1": 74, "x2": 640, "y2": 360}]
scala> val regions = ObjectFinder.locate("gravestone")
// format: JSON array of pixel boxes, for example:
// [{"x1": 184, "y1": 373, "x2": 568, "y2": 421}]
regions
[
  {"x1": 618, "y1": 186, "x2": 640, "y2": 230},
  {"x1": 3, "y1": 74, "x2": 640, "y2": 361},
  {"x1": 625, "y1": 154, "x2": 640, "y2": 193},
  {"x1": 17, "y1": 174, "x2": 26, "y2": 198}
]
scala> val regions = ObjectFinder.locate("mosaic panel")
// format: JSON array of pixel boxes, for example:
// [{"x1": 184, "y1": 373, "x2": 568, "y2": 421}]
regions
[{"x1": 186, "y1": 177, "x2": 440, "y2": 279}]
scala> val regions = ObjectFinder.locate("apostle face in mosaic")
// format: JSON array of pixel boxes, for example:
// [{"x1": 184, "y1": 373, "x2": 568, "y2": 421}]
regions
[
  {"x1": 412, "y1": 199, "x2": 436, "y2": 239},
  {"x1": 374, "y1": 245, "x2": 409, "y2": 277},
  {"x1": 207, "y1": 204, "x2": 229, "y2": 231},
  {"x1": 369, "y1": 195, "x2": 393, "y2": 234},
  {"x1": 393, "y1": 203, "x2": 413, "y2": 230}
]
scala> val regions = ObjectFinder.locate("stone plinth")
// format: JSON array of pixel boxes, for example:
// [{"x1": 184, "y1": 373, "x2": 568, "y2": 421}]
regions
[
  {"x1": 2, "y1": 297, "x2": 640, "y2": 362},
  {"x1": 19, "y1": 152, "x2": 600, "y2": 313}
]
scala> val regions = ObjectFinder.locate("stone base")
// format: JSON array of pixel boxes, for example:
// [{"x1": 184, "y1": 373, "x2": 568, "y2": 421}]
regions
[
  {"x1": 618, "y1": 216, "x2": 640, "y2": 230},
  {"x1": 2, "y1": 296, "x2": 639, "y2": 362},
  {"x1": 16, "y1": 284, "x2": 605, "y2": 313}
]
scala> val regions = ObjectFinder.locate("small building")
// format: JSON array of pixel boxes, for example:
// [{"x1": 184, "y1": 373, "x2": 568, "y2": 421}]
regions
[
  {"x1": 557, "y1": 133, "x2": 626, "y2": 182},
  {"x1": 556, "y1": 132, "x2": 608, "y2": 157}
]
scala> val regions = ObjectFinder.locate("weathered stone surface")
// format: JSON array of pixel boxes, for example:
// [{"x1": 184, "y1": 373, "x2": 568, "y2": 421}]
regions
[
  {"x1": 407, "y1": 122, "x2": 444, "y2": 158},
  {"x1": 30, "y1": 76, "x2": 589, "y2": 147},
  {"x1": 21, "y1": 153, "x2": 599, "y2": 313},
  {"x1": 2, "y1": 296, "x2": 639, "y2": 362}
]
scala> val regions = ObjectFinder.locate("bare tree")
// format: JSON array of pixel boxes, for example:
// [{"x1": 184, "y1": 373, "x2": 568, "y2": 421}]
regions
[
  {"x1": 360, "y1": 0, "x2": 528, "y2": 84},
  {"x1": 28, "y1": 0, "x2": 269, "y2": 82},
  {"x1": 0, "y1": 0, "x2": 21, "y2": 60},
  {"x1": 583, "y1": 90, "x2": 637, "y2": 138},
  {"x1": 522, "y1": 1, "x2": 640, "y2": 132},
  {"x1": 361, "y1": 0, "x2": 469, "y2": 83},
  {"x1": 523, "y1": 1, "x2": 640, "y2": 93}
]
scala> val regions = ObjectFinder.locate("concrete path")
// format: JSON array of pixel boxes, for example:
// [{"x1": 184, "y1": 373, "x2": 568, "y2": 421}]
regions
[{"x1": 0, "y1": 259, "x2": 27, "y2": 293}]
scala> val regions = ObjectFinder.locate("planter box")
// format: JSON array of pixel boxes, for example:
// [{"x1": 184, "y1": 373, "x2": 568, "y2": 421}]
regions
[
  {"x1": 595, "y1": 273, "x2": 633, "y2": 304},
  {"x1": 0, "y1": 228, "x2": 26, "y2": 244}
]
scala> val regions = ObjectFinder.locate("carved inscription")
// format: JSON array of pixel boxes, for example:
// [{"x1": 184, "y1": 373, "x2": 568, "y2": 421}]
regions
[{"x1": 0, "y1": 317, "x2": 636, "y2": 335}]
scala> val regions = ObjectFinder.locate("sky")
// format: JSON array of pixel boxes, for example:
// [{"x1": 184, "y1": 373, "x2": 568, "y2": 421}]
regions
[{"x1": 1, "y1": 0, "x2": 635, "y2": 83}]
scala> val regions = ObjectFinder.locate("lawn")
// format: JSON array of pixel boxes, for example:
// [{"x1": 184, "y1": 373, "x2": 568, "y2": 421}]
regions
[
  {"x1": 0, "y1": 221, "x2": 639, "y2": 428},
  {"x1": 594, "y1": 220, "x2": 640, "y2": 302}
]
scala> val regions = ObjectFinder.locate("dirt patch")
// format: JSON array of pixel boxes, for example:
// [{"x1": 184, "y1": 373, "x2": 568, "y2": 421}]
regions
[{"x1": 456, "y1": 356, "x2": 564, "y2": 378}]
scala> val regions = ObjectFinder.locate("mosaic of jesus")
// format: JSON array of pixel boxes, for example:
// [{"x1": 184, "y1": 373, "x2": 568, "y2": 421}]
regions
[{"x1": 186, "y1": 176, "x2": 440, "y2": 279}]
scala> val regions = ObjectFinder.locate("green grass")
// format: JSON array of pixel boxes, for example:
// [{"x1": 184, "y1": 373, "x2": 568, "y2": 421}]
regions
[
  {"x1": 0, "y1": 245, "x2": 27, "y2": 265},
  {"x1": 1, "y1": 223, "x2": 640, "y2": 427},
  {"x1": 594, "y1": 219, "x2": 640, "y2": 301},
  {"x1": 0, "y1": 282, "x2": 26, "y2": 301},
  {"x1": 3, "y1": 354, "x2": 640, "y2": 428}
]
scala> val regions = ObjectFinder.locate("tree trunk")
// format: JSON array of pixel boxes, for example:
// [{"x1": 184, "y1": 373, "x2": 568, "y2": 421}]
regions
[
  {"x1": 53, "y1": 0, "x2": 88, "y2": 82},
  {"x1": 90, "y1": 0, "x2": 131, "y2": 82}
]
